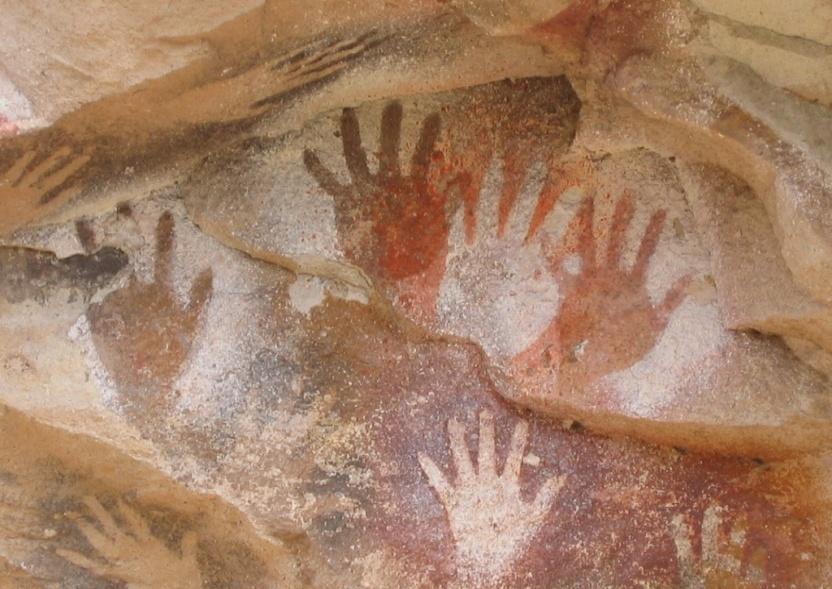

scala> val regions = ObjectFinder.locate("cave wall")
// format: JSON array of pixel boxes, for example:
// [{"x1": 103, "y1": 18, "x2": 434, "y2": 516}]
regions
[{"x1": 1, "y1": 1, "x2": 832, "y2": 587}]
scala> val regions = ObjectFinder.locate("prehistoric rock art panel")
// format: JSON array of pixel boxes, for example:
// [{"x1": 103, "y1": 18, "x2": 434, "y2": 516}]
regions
[
  {"x1": 185, "y1": 76, "x2": 580, "y2": 323},
  {"x1": 418, "y1": 410, "x2": 565, "y2": 583},
  {"x1": 182, "y1": 73, "x2": 832, "y2": 455},
  {"x1": 2, "y1": 3, "x2": 832, "y2": 586},
  {"x1": 439, "y1": 140, "x2": 831, "y2": 455},
  {"x1": 1, "y1": 196, "x2": 829, "y2": 587},
  {"x1": 0, "y1": 27, "x2": 393, "y2": 240},
  {"x1": 0, "y1": 407, "x2": 293, "y2": 589},
  {"x1": 436, "y1": 141, "x2": 701, "y2": 413},
  {"x1": 293, "y1": 297, "x2": 826, "y2": 588}
]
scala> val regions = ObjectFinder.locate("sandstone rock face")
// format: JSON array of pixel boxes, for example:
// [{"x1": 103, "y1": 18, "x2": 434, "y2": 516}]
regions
[
  {"x1": 1, "y1": 1, "x2": 832, "y2": 587},
  {"x1": 0, "y1": 0, "x2": 263, "y2": 130},
  {"x1": 689, "y1": 0, "x2": 832, "y2": 107}
]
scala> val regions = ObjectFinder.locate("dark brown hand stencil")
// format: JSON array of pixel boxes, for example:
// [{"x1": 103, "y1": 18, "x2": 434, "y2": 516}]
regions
[
  {"x1": 514, "y1": 191, "x2": 690, "y2": 393},
  {"x1": 303, "y1": 102, "x2": 452, "y2": 316},
  {"x1": 87, "y1": 212, "x2": 213, "y2": 411},
  {"x1": 1, "y1": 147, "x2": 90, "y2": 235}
]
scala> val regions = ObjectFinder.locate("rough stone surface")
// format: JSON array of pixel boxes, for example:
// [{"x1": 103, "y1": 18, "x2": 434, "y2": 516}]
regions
[
  {"x1": 1, "y1": 0, "x2": 832, "y2": 587},
  {"x1": 0, "y1": 0, "x2": 263, "y2": 130}
]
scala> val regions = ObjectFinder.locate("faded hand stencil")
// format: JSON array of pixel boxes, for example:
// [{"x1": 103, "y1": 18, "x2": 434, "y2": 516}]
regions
[
  {"x1": 249, "y1": 31, "x2": 386, "y2": 113},
  {"x1": 418, "y1": 410, "x2": 565, "y2": 582},
  {"x1": 513, "y1": 190, "x2": 691, "y2": 397},
  {"x1": 671, "y1": 503, "x2": 766, "y2": 588},
  {"x1": 86, "y1": 211, "x2": 213, "y2": 415},
  {"x1": 0, "y1": 147, "x2": 90, "y2": 235},
  {"x1": 303, "y1": 101, "x2": 458, "y2": 319},
  {"x1": 180, "y1": 30, "x2": 388, "y2": 124},
  {"x1": 57, "y1": 497, "x2": 202, "y2": 589}
]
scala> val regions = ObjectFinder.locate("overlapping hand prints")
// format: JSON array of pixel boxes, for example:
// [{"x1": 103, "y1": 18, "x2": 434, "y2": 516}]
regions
[
  {"x1": 437, "y1": 154, "x2": 580, "y2": 360},
  {"x1": 182, "y1": 74, "x2": 832, "y2": 455},
  {"x1": 296, "y1": 297, "x2": 823, "y2": 587},
  {"x1": 3, "y1": 193, "x2": 829, "y2": 587},
  {"x1": 437, "y1": 128, "x2": 699, "y2": 416},
  {"x1": 29, "y1": 72, "x2": 825, "y2": 586}
]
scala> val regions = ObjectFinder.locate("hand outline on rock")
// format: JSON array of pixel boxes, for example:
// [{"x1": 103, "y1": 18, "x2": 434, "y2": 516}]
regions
[
  {"x1": 514, "y1": 190, "x2": 690, "y2": 393},
  {"x1": 249, "y1": 31, "x2": 386, "y2": 113},
  {"x1": 0, "y1": 147, "x2": 90, "y2": 235},
  {"x1": 671, "y1": 504, "x2": 764, "y2": 588},
  {"x1": 418, "y1": 410, "x2": 565, "y2": 582},
  {"x1": 303, "y1": 100, "x2": 453, "y2": 317},
  {"x1": 56, "y1": 496, "x2": 202, "y2": 589},
  {"x1": 87, "y1": 211, "x2": 213, "y2": 399}
]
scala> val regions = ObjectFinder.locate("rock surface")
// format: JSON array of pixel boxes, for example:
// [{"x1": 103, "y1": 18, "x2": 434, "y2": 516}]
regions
[{"x1": 1, "y1": 0, "x2": 832, "y2": 587}]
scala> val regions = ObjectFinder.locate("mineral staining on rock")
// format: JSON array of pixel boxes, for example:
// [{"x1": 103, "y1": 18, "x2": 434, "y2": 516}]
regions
[{"x1": 2, "y1": 1, "x2": 832, "y2": 587}]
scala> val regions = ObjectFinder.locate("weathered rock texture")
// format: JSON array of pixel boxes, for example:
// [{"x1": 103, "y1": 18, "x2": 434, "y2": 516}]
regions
[{"x1": 1, "y1": 0, "x2": 831, "y2": 587}]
